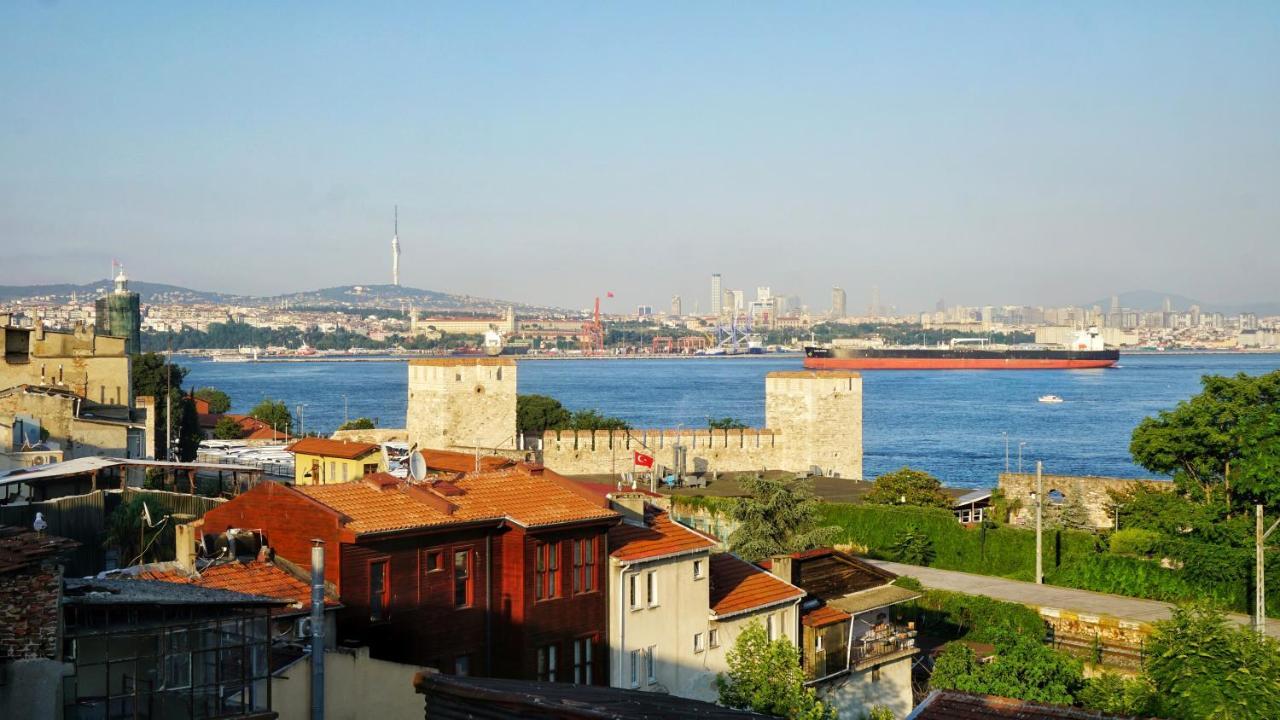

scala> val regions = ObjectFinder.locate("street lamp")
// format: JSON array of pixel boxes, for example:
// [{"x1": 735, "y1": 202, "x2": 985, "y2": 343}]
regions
[
  {"x1": 297, "y1": 403, "x2": 308, "y2": 438},
  {"x1": 1017, "y1": 442, "x2": 1027, "y2": 474}
]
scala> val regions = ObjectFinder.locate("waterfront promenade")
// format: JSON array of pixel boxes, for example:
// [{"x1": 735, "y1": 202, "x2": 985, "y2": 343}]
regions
[{"x1": 868, "y1": 559, "x2": 1280, "y2": 640}]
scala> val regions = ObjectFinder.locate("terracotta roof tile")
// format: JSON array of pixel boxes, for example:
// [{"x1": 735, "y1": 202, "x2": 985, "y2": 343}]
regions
[
  {"x1": 802, "y1": 605, "x2": 851, "y2": 628},
  {"x1": 610, "y1": 507, "x2": 716, "y2": 562},
  {"x1": 421, "y1": 449, "x2": 514, "y2": 474},
  {"x1": 911, "y1": 690, "x2": 1134, "y2": 719},
  {"x1": 137, "y1": 560, "x2": 338, "y2": 616},
  {"x1": 287, "y1": 437, "x2": 380, "y2": 459},
  {"x1": 708, "y1": 553, "x2": 804, "y2": 618},
  {"x1": 293, "y1": 463, "x2": 618, "y2": 535},
  {"x1": 0, "y1": 525, "x2": 80, "y2": 575}
]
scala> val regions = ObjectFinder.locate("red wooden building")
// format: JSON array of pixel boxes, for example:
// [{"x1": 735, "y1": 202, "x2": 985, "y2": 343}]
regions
[{"x1": 199, "y1": 462, "x2": 620, "y2": 683}]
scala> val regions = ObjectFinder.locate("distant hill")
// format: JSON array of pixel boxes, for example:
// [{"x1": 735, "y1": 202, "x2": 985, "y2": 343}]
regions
[
  {"x1": 1084, "y1": 290, "x2": 1278, "y2": 316},
  {"x1": 0, "y1": 279, "x2": 564, "y2": 314}
]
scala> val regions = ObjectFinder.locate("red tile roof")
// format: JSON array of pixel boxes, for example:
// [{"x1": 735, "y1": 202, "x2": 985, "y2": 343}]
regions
[
  {"x1": 0, "y1": 525, "x2": 80, "y2": 575},
  {"x1": 568, "y1": 480, "x2": 664, "y2": 507},
  {"x1": 287, "y1": 437, "x2": 380, "y2": 459},
  {"x1": 421, "y1": 449, "x2": 513, "y2": 474},
  {"x1": 910, "y1": 690, "x2": 1134, "y2": 719},
  {"x1": 609, "y1": 507, "x2": 717, "y2": 562},
  {"x1": 708, "y1": 553, "x2": 804, "y2": 618},
  {"x1": 136, "y1": 560, "x2": 338, "y2": 616},
  {"x1": 802, "y1": 605, "x2": 851, "y2": 628},
  {"x1": 294, "y1": 463, "x2": 619, "y2": 536}
]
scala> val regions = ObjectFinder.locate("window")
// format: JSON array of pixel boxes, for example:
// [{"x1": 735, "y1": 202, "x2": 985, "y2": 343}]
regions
[
  {"x1": 646, "y1": 646, "x2": 657, "y2": 684},
  {"x1": 572, "y1": 538, "x2": 597, "y2": 594},
  {"x1": 709, "y1": 629, "x2": 720, "y2": 648},
  {"x1": 454, "y1": 550, "x2": 471, "y2": 607},
  {"x1": 629, "y1": 649, "x2": 640, "y2": 688},
  {"x1": 693, "y1": 632, "x2": 705, "y2": 653},
  {"x1": 646, "y1": 571, "x2": 658, "y2": 607},
  {"x1": 363, "y1": 462, "x2": 378, "y2": 476},
  {"x1": 535, "y1": 542, "x2": 560, "y2": 600},
  {"x1": 766, "y1": 613, "x2": 776, "y2": 642},
  {"x1": 328, "y1": 461, "x2": 335, "y2": 482},
  {"x1": 628, "y1": 574, "x2": 639, "y2": 610},
  {"x1": 425, "y1": 550, "x2": 442, "y2": 572},
  {"x1": 454, "y1": 655, "x2": 470, "y2": 677},
  {"x1": 341, "y1": 463, "x2": 348, "y2": 482},
  {"x1": 537, "y1": 644, "x2": 558, "y2": 682},
  {"x1": 693, "y1": 558, "x2": 704, "y2": 580},
  {"x1": 572, "y1": 637, "x2": 594, "y2": 684},
  {"x1": 370, "y1": 561, "x2": 389, "y2": 621}
]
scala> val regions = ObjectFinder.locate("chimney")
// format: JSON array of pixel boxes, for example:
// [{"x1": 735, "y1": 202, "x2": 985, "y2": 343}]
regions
[
  {"x1": 610, "y1": 494, "x2": 648, "y2": 527},
  {"x1": 174, "y1": 522, "x2": 198, "y2": 574},
  {"x1": 768, "y1": 554, "x2": 793, "y2": 585}
]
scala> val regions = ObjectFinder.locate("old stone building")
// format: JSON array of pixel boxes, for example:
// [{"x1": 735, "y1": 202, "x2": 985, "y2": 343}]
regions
[{"x1": 998, "y1": 472, "x2": 1174, "y2": 529}]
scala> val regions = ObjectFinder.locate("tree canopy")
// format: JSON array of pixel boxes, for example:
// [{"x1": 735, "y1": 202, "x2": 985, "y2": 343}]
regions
[
  {"x1": 708, "y1": 416, "x2": 749, "y2": 430},
  {"x1": 337, "y1": 417, "x2": 376, "y2": 431},
  {"x1": 728, "y1": 476, "x2": 840, "y2": 561},
  {"x1": 213, "y1": 416, "x2": 246, "y2": 440},
  {"x1": 1130, "y1": 371, "x2": 1280, "y2": 508},
  {"x1": 249, "y1": 399, "x2": 293, "y2": 436},
  {"x1": 865, "y1": 466, "x2": 953, "y2": 509},
  {"x1": 930, "y1": 631, "x2": 1084, "y2": 706},
  {"x1": 193, "y1": 387, "x2": 231, "y2": 414},
  {"x1": 515, "y1": 394, "x2": 630, "y2": 433},
  {"x1": 131, "y1": 353, "x2": 192, "y2": 459},
  {"x1": 715, "y1": 619, "x2": 836, "y2": 720}
]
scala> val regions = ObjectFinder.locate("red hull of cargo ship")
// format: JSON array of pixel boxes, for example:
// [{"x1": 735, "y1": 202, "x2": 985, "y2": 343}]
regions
[{"x1": 803, "y1": 357, "x2": 1118, "y2": 370}]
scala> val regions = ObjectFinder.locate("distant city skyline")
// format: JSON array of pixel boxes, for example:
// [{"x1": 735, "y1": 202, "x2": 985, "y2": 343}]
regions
[{"x1": 2, "y1": 3, "x2": 1277, "y2": 312}]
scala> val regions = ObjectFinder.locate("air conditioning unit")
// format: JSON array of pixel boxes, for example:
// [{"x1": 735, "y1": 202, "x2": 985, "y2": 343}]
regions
[{"x1": 295, "y1": 617, "x2": 313, "y2": 638}]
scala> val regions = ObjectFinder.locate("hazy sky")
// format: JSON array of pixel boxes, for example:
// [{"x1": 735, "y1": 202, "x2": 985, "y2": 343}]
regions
[{"x1": 2, "y1": 2, "x2": 1277, "y2": 313}]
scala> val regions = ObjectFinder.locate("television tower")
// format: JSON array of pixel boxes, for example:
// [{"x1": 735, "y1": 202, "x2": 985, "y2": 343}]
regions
[{"x1": 391, "y1": 205, "x2": 401, "y2": 286}]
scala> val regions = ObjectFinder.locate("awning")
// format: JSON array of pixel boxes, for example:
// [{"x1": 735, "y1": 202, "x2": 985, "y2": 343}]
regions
[{"x1": 827, "y1": 585, "x2": 922, "y2": 615}]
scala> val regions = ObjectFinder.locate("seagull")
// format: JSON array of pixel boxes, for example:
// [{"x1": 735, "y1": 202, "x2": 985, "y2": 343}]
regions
[{"x1": 33, "y1": 512, "x2": 47, "y2": 534}]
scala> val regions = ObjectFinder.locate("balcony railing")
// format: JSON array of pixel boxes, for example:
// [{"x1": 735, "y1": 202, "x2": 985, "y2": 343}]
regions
[{"x1": 851, "y1": 624, "x2": 917, "y2": 666}]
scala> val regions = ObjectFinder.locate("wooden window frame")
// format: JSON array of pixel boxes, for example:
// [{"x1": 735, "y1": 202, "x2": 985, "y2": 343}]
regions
[
  {"x1": 453, "y1": 548, "x2": 473, "y2": 608},
  {"x1": 369, "y1": 559, "x2": 390, "y2": 623}
]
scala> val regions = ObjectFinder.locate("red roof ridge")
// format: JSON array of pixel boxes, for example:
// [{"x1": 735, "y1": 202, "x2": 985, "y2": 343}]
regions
[{"x1": 287, "y1": 437, "x2": 380, "y2": 459}]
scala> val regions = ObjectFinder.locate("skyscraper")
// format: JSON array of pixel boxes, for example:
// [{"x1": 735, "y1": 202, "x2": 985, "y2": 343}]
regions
[
  {"x1": 710, "y1": 274, "x2": 722, "y2": 316},
  {"x1": 831, "y1": 287, "x2": 847, "y2": 319},
  {"x1": 670, "y1": 295, "x2": 682, "y2": 317},
  {"x1": 391, "y1": 205, "x2": 401, "y2": 287}
]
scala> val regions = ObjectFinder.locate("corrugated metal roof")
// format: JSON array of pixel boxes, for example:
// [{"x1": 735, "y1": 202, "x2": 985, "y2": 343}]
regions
[{"x1": 827, "y1": 585, "x2": 921, "y2": 615}]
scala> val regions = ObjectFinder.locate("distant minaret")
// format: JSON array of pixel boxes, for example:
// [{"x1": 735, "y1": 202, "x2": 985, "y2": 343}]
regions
[{"x1": 391, "y1": 205, "x2": 401, "y2": 286}]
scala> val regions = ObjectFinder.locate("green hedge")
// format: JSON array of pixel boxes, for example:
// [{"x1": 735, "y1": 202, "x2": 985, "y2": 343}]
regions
[
  {"x1": 816, "y1": 503, "x2": 1099, "y2": 581},
  {"x1": 897, "y1": 587, "x2": 1047, "y2": 644}
]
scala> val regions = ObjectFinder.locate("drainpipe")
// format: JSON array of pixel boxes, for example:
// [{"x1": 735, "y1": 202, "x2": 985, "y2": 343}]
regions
[
  {"x1": 618, "y1": 561, "x2": 631, "y2": 687},
  {"x1": 310, "y1": 539, "x2": 325, "y2": 720}
]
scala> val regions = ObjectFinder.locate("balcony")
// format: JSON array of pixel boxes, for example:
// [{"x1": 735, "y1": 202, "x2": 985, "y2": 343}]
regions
[{"x1": 851, "y1": 623, "x2": 917, "y2": 669}]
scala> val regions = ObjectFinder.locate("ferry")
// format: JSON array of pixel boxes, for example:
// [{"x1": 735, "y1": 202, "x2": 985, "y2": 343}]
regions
[{"x1": 804, "y1": 327, "x2": 1119, "y2": 370}]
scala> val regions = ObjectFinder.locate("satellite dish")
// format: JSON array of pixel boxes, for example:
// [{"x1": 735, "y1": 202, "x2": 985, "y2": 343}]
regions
[{"x1": 408, "y1": 450, "x2": 427, "y2": 482}]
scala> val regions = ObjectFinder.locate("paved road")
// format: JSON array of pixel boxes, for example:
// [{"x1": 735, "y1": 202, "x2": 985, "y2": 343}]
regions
[{"x1": 867, "y1": 559, "x2": 1280, "y2": 639}]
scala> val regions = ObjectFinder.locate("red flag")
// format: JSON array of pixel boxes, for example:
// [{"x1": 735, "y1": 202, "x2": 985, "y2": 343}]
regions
[
  {"x1": 606, "y1": 291, "x2": 614, "y2": 298},
  {"x1": 633, "y1": 451, "x2": 654, "y2": 468}
]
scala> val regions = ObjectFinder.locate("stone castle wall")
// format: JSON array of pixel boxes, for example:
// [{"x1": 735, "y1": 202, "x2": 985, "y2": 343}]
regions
[
  {"x1": 406, "y1": 357, "x2": 518, "y2": 452},
  {"x1": 998, "y1": 472, "x2": 1173, "y2": 529}
]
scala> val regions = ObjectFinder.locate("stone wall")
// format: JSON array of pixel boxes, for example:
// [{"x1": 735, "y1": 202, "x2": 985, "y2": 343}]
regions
[
  {"x1": 0, "y1": 560, "x2": 62, "y2": 660},
  {"x1": 406, "y1": 358, "x2": 517, "y2": 452},
  {"x1": 998, "y1": 472, "x2": 1173, "y2": 529}
]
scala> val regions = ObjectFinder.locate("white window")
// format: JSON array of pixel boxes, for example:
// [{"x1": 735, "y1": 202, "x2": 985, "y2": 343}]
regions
[
  {"x1": 709, "y1": 629, "x2": 720, "y2": 648},
  {"x1": 816, "y1": 634, "x2": 824, "y2": 652},
  {"x1": 629, "y1": 649, "x2": 640, "y2": 688},
  {"x1": 646, "y1": 646, "x2": 657, "y2": 684},
  {"x1": 341, "y1": 463, "x2": 348, "y2": 482},
  {"x1": 766, "y1": 613, "x2": 776, "y2": 642},
  {"x1": 646, "y1": 571, "x2": 658, "y2": 607},
  {"x1": 693, "y1": 559, "x2": 704, "y2": 580},
  {"x1": 693, "y1": 632, "x2": 705, "y2": 653},
  {"x1": 629, "y1": 574, "x2": 639, "y2": 610}
]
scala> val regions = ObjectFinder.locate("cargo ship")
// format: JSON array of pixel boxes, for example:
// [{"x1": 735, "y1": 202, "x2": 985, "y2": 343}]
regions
[{"x1": 804, "y1": 327, "x2": 1118, "y2": 370}]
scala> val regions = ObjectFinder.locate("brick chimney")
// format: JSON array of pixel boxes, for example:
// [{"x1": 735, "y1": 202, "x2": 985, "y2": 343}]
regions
[
  {"x1": 174, "y1": 522, "x2": 198, "y2": 574},
  {"x1": 768, "y1": 554, "x2": 793, "y2": 584},
  {"x1": 610, "y1": 494, "x2": 649, "y2": 527}
]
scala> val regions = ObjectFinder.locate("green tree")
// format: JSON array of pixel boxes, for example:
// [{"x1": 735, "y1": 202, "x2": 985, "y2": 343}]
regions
[
  {"x1": 1048, "y1": 485, "x2": 1092, "y2": 530},
  {"x1": 728, "y1": 476, "x2": 840, "y2": 561},
  {"x1": 104, "y1": 494, "x2": 176, "y2": 565},
  {"x1": 709, "y1": 416, "x2": 749, "y2": 430},
  {"x1": 516, "y1": 394, "x2": 573, "y2": 433},
  {"x1": 865, "y1": 467, "x2": 952, "y2": 509},
  {"x1": 175, "y1": 395, "x2": 202, "y2": 461},
  {"x1": 249, "y1": 399, "x2": 293, "y2": 436},
  {"x1": 213, "y1": 416, "x2": 246, "y2": 440},
  {"x1": 888, "y1": 525, "x2": 936, "y2": 565},
  {"x1": 1077, "y1": 672, "x2": 1156, "y2": 717},
  {"x1": 716, "y1": 620, "x2": 837, "y2": 720},
  {"x1": 131, "y1": 352, "x2": 191, "y2": 460},
  {"x1": 192, "y1": 387, "x2": 231, "y2": 413},
  {"x1": 569, "y1": 409, "x2": 630, "y2": 431},
  {"x1": 1130, "y1": 371, "x2": 1280, "y2": 509},
  {"x1": 929, "y1": 631, "x2": 1084, "y2": 706},
  {"x1": 337, "y1": 417, "x2": 376, "y2": 431},
  {"x1": 1144, "y1": 603, "x2": 1280, "y2": 720}
]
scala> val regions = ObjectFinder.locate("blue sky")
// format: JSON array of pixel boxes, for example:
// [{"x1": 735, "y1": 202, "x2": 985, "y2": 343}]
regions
[{"x1": 2, "y1": 2, "x2": 1277, "y2": 312}]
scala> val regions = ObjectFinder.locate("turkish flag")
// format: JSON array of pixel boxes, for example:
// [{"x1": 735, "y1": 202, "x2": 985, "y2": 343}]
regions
[
  {"x1": 633, "y1": 451, "x2": 654, "y2": 468},
  {"x1": 607, "y1": 291, "x2": 615, "y2": 298}
]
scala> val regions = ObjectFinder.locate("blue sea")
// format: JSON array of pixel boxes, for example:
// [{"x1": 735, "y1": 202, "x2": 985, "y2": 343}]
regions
[{"x1": 184, "y1": 354, "x2": 1280, "y2": 488}]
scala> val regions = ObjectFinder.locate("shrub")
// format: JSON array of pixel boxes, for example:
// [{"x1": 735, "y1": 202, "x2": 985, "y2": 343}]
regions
[
  {"x1": 1108, "y1": 528, "x2": 1163, "y2": 557},
  {"x1": 865, "y1": 467, "x2": 952, "y2": 508},
  {"x1": 902, "y1": 589, "x2": 1045, "y2": 644},
  {"x1": 889, "y1": 525, "x2": 936, "y2": 565}
]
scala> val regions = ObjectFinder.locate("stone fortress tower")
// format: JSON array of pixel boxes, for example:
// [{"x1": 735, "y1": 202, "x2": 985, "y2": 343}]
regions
[
  {"x1": 404, "y1": 357, "x2": 861, "y2": 479},
  {"x1": 406, "y1": 357, "x2": 518, "y2": 452}
]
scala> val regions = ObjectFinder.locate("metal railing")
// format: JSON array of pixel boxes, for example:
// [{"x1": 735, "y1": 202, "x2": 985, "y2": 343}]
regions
[{"x1": 851, "y1": 625, "x2": 917, "y2": 665}]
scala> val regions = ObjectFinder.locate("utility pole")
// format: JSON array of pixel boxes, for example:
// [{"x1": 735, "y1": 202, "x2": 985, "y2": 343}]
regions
[
  {"x1": 165, "y1": 336, "x2": 172, "y2": 461},
  {"x1": 1018, "y1": 442, "x2": 1026, "y2": 474},
  {"x1": 1035, "y1": 460, "x2": 1044, "y2": 585},
  {"x1": 1002, "y1": 432, "x2": 1009, "y2": 473},
  {"x1": 342, "y1": 394, "x2": 348, "y2": 426},
  {"x1": 1256, "y1": 505, "x2": 1280, "y2": 635}
]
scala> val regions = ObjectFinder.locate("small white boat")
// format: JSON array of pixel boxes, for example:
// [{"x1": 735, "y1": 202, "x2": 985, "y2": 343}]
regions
[{"x1": 1038, "y1": 394, "x2": 1064, "y2": 404}]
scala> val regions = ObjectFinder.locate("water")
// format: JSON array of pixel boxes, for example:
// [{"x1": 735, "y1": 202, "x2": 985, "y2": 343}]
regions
[{"x1": 184, "y1": 354, "x2": 1280, "y2": 488}]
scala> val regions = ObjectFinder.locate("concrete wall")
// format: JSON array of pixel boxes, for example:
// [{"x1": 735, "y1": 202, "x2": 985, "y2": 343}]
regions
[
  {"x1": 0, "y1": 389, "x2": 135, "y2": 459},
  {"x1": 998, "y1": 472, "x2": 1173, "y2": 529},
  {"x1": 699, "y1": 603, "x2": 801, "y2": 702},
  {"x1": 815, "y1": 654, "x2": 913, "y2": 720},
  {"x1": 272, "y1": 645, "x2": 425, "y2": 720},
  {"x1": 406, "y1": 358, "x2": 517, "y2": 452},
  {"x1": 609, "y1": 551, "x2": 715, "y2": 700}
]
